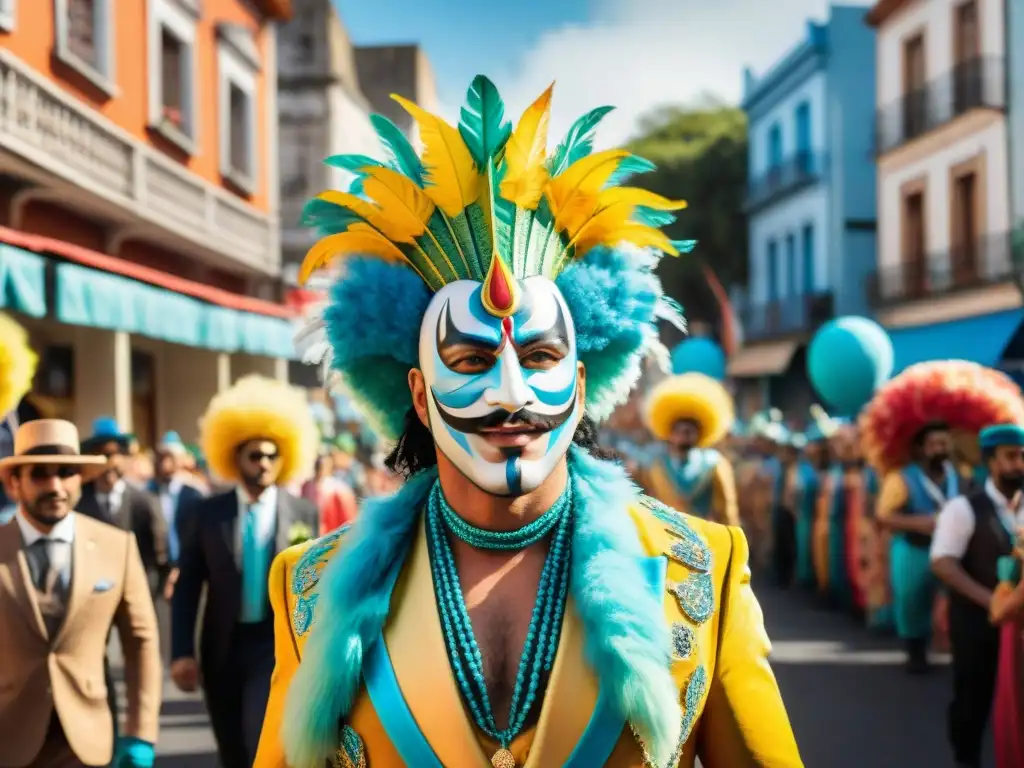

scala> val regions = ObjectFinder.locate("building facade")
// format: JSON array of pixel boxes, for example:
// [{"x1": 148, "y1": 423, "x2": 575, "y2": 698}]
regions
[
  {"x1": 0, "y1": 0, "x2": 295, "y2": 446},
  {"x1": 731, "y1": 6, "x2": 878, "y2": 417},
  {"x1": 1009, "y1": 0, "x2": 1024, "y2": 241},
  {"x1": 867, "y1": 0, "x2": 1021, "y2": 374}
]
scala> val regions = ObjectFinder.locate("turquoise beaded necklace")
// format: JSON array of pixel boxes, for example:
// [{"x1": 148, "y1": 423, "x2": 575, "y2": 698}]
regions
[
  {"x1": 436, "y1": 483, "x2": 569, "y2": 549},
  {"x1": 426, "y1": 481, "x2": 573, "y2": 764}
]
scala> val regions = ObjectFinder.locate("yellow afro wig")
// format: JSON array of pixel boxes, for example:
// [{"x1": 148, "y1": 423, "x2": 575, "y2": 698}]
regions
[
  {"x1": 644, "y1": 373, "x2": 735, "y2": 447},
  {"x1": 199, "y1": 375, "x2": 319, "y2": 485},
  {"x1": 0, "y1": 313, "x2": 37, "y2": 418}
]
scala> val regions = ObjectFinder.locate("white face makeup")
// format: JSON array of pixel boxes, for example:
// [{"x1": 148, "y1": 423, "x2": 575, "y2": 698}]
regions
[{"x1": 418, "y1": 276, "x2": 582, "y2": 496}]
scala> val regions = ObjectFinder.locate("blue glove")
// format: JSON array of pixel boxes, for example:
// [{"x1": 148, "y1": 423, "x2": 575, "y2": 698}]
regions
[{"x1": 112, "y1": 737, "x2": 154, "y2": 768}]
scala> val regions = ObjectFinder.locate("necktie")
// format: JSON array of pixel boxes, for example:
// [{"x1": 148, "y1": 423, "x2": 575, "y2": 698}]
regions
[
  {"x1": 241, "y1": 504, "x2": 267, "y2": 623},
  {"x1": 29, "y1": 538, "x2": 52, "y2": 591}
]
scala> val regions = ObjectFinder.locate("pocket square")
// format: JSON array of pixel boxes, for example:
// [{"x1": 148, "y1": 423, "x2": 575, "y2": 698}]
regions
[{"x1": 93, "y1": 579, "x2": 114, "y2": 593}]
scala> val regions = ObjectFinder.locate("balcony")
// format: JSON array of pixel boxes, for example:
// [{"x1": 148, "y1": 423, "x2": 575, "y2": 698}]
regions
[
  {"x1": 0, "y1": 51, "x2": 279, "y2": 275},
  {"x1": 738, "y1": 291, "x2": 835, "y2": 342},
  {"x1": 867, "y1": 232, "x2": 1017, "y2": 307},
  {"x1": 875, "y1": 56, "x2": 1006, "y2": 156},
  {"x1": 744, "y1": 151, "x2": 827, "y2": 213}
]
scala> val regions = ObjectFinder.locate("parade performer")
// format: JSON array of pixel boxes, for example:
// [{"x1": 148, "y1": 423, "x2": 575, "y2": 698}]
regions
[
  {"x1": 0, "y1": 312, "x2": 37, "y2": 522},
  {"x1": 643, "y1": 372, "x2": 739, "y2": 524},
  {"x1": 787, "y1": 406, "x2": 834, "y2": 589},
  {"x1": 933, "y1": 424, "x2": 1024, "y2": 768},
  {"x1": 171, "y1": 375, "x2": 319, "y2": 768},
  {"x1": 991, "y1": 520, "x2": 1024, "y2": 768},
  {"x1": 862, "y1": 360, "x2": 1024, "y2": 673},
  {"x1": 255, "y1": 77, "x2": 802, "y2": 767},
  {"x1": 745, "y1": 409, "x2": 786, "y2": 574}
]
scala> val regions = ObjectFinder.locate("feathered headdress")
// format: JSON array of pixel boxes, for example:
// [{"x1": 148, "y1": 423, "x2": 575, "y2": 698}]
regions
[
  {"x1": 644, "y1": 372, "x2": 735, "y2": 447},
  {"x1": 859, "y1": 360, "x2": 1024, "y2": 474},
  {"x1": 0, "y1": 313, "x2": 37, "y2": 419},
  {"x1": 198, "y1": 375, "x2": 318, "y2": 485},
  {"x1": 296, "y1": 76, "x2": 692, "y2": 439}
]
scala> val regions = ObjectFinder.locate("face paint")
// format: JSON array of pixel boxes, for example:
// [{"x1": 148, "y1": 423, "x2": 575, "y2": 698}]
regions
[{"x1": 418, "y1": 276, "x2": 582, "y2": 496}]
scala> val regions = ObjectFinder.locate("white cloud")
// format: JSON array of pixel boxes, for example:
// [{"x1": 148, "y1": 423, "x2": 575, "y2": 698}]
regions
[{"x1": 480, "y1": 0, "x2": 868, "y2": 147}]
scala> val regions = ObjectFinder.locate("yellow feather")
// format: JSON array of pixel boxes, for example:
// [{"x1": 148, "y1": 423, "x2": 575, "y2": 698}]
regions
[
  {"x1": 568, "y1": 205, "x2": 635, "y2": 252},
  {"x1": 500, "y1": 84, "x2": 553, "y2": 209},
  {"x1": 546, "y1": 149, "x2": 631, "y2": 232},
  {"x1": 391, "y1": 95, "x2": 479, "y2": 216},
  {"x1": 298, "y1": 228, "x2": 409, "y2": 285},
  {"x1": 595, "y1": 186, "x2": 688, "y2": 212},
  {"x1": 360, "y1": 166, "x2": 435, "y2": 238},
  {"x1": 315, "y1": 190, "x2": 412, "y2": 243},
  {"x1": 602, "y1": 223, "x2": 678, "y2": 255}
]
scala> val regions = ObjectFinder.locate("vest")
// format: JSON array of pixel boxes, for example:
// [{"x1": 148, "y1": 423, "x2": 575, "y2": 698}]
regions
[
  {"x1": 948, "y1": 490, "x2": 1014, "y2": 634},
  {"x1": 29, "y1": 555, "x2": 69, "y2": 640},
  {"x1": 900, "y1": 464, "x2": 959, "y2": 549}
]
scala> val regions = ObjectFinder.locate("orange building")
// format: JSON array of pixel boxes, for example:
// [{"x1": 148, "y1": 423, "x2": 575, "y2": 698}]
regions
[{"x1": 0, "y1": 0, "x2": 295, "y2": 447}]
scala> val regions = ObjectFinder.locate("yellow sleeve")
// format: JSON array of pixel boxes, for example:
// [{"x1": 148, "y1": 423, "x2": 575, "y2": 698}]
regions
[
  {"x1": 254, "y1": 551, "x2": 299, "y2": 768},
  {"x1": 697, "y1": 527, "x2": 804, "y2": 767},
  {"x1": 876, "y1": 473, "x2": 909, "y2": 522},
  {"x1": 712, "y1": 459, "x2": 740, "y2": 526}
]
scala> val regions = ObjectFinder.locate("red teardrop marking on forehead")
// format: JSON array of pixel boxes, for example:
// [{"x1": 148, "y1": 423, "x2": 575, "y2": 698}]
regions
[
  {"x1": 502, "y1": 316, "x2": 513, "y2": 339},
  {"x1": 487, "y1": 258, "x2": 513, "y2": 312}
]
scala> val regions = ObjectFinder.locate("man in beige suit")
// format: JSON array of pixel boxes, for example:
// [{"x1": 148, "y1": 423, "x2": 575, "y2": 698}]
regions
[{"x1": 0, "y1": 419, "x2": 162, "y2": 768}]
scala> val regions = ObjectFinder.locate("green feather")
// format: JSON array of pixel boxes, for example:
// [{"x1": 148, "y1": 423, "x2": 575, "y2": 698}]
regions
[
  {"x1": 633, "y1": 207, "x2": 676, "y2": 228},
  {"x1": 530, "y1": 199, "x2": 563, "y2": 279},
  {"x1": 323, "y1": 154, "x2": 386, "y2": 173},
  {"x1": 301, "y1": 198, "x2": 365, "y2": 235},
  {"x1": 370, "y1": 114, "x2": 426, "y2": 186},
  {"x1": 427, "y1": 214, "x2": 474, "y2": 279},
  {"x1": 489, "y1": 161, "x2": 515, "y2": 271},
  {"x1": 672, "y1": 239, "x2": 698, "y2": 254},
  {"x1": 548, "y1": 105, "x2": 614, "y2": 175},
  {"x1": 458, "y1": 75, "x2": 512, "y2": 169},
  {"x1": 461, "y1": 207, "x2": 490, "y2": 279},
  {"x1": 605, "y1": 154, "x2": 655, "y2": 187}
]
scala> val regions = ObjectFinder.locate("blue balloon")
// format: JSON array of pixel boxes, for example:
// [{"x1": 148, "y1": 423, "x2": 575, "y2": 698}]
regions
[
  {"x1": 807, "y1": 317, "x2": 894, "y2": 415},
  {"x1": 671, "y1": 337, "x2": 726, "y2": 380}
]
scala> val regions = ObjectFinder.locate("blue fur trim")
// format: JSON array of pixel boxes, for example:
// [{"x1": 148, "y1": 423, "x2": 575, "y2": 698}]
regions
[
  {"x1": 282, "y1": 468, "x2": 436, "y2": 768},
  {"x1": 281, "y1": 449, "x2": 681, "y2": 767},
  {"x1": 323, "y1": 258, "x2": 430, "y2": 439},
  {"x1": 567, "y1": 446, "x2": 682, "y2": 766},
  {"x1": 557, "y1": 247, "x2": 667, "y2": 421}
]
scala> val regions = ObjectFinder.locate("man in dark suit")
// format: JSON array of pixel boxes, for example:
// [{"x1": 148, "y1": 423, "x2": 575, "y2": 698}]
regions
[{"x1": 170, "y1": 388, "x2": 318, "y2": 768}]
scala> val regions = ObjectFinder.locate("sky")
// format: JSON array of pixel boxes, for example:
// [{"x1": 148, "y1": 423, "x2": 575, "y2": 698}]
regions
[{"x1": 332, "y1": 0, "x2": 868, "y2": 145}]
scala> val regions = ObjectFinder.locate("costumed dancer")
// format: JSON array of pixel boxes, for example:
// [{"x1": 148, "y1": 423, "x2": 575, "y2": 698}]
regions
[
  {"x1": 841, "y1": 422, "x2": 881, "y2": 618},
  {"x1": 861, "y1": 360, "x2": 1023, "y2": 673},
  {"x1": 642, "y1": 372, "x2": 739, "y2": 525},
  {"x1": 745, "y1": 409, "x2": 786, "y2": 575},
  {"x1": 170, "y1": 376, "x2": 319, "y2": 768},
  {"x1": 255, "y1": 77, "x2": 803, "y2": 767},
  {"x1": 932, "y1": 423, "x2": 1024, "y2": 768},
  {"x1": 0, "y1": 312, "x2": 37, "y2": 523},
  {"x1": 787, "y1": 405, "x2": 834, "y2": 590},
  {"x1": 814, "y1": 420, "x2": 852, "y2": 606},
  {"x1": 991, "y1": 517, "x2": 1024, "y2": 768}
]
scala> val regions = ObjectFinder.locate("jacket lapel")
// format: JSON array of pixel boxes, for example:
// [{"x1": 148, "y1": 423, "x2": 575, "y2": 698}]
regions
[
  {"x1": 54, "y1": 516, "x2": 99, "y2": 646},
  {"x1": 219, "y1": 491, "x2": 241, "y2": 571},
  {"x1": 0, "y1": 522, "x2": 48, "y2": 641}
]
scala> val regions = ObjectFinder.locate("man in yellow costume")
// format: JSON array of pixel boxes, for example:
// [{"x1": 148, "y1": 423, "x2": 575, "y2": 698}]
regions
[
  {"x1": 642, "y1": 372, "x2": 739, "y2": 525},
  {"x1": 255, "y1": 76, "x2": 802, "y2": 768}
]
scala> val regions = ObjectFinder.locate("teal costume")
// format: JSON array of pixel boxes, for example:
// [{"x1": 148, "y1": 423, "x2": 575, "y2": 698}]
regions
[
  {"x1": 890, "y1": 463, "x2": 959, "y2": 640},
  {"x1": 793, "y1": 458, "x2": 820, "y2": 587},
  {"x1": 658, "y1": 448, "x2": 723, "y2": 519}
]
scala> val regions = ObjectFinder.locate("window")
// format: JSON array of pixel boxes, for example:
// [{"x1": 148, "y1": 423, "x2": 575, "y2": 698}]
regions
[
  {"x1": 955, "y1": 1, "x2": 979, "y2": 62},
  {"x1": 785, "y1": 233, "x2": 797, "y2": 296},
  {"x1": 766, "y1": 239, "x2": 779, "y2": 301},
  {"x1": 0, "y1": 0, "x2": 15, "y2": 32},
  {"x1": 218, "y1": 32, "x2": 259, "y2": 194},
  {"x1": 147, "y1": 0, "x2": 198, "y2": 152},
  {"x1": 954, "y1": 1, "x2": 980, "y2": 112},
  {"x1": 902, "y1": 188, "x2": 927, "y2": 296},
  {"x1": 794, "y1": 102, "x2": 811, "y2": 172},
  {"x1": 767, "y1": 123, "x2": 783, "y2": 169},
  {"x1": 801, "y1": 224, "x2": 815, "y2": 294},
  {"x1": 54, "y1": 0, "x2": 115, "y2": 96},
  {"x1": 902, "y1": 34, "x2": 927, "y2": 139},
  {"x1": 952, "y1": 170, "x2": 978, "y2": 283}
]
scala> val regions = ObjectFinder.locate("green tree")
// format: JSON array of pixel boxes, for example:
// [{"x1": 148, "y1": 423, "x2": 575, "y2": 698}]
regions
[{"x1": 627, "y1": 99, "x2": 748, "y2": 331}]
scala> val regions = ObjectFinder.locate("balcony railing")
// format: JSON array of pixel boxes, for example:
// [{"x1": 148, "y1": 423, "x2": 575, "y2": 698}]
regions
[
  {"x1": 738, "y1": 290, "x2": 835, "y2": 341},
  {"x1": 0, "y1": 51, "x2": 278, "y2": 274},
  {"x1": 867, "y1": 232, "x2": 1016, "y2": 306},
  {"x1": 875, "y1": 56, "x2": 1006, "y2": 155},
  {"x1": 744, "y1": 151, "x2": 827, "y2": 213}
]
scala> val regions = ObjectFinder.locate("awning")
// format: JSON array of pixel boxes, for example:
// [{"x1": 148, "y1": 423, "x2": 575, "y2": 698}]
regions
[
  {"x1": 56, "y1": 263, "x2": 296, "y2": 358},
  {"x1": 889, "y1": 309, "x2": 1024, "y2": 373},
  {"x1": 0, "y1": 244, "x2": 46, "y2": 317},
  {"x1": 727, "y1": 340, "x2": 799, "y2": 378}
]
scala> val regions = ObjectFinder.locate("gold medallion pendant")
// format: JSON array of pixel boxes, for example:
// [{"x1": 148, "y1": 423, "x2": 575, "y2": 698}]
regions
[{"x1": 491, "y1": 748, "x2": 516, "y2": 768}]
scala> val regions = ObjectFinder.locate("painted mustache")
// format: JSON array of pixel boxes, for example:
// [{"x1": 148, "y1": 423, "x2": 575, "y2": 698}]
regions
[{"x1": 431, "y1": 391, "x2": 577, "y2": 435}]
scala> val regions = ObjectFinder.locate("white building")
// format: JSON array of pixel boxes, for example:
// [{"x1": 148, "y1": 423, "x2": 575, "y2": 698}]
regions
[{"x1": 868, "y1": 0, "x2": 1021, "y2": 371}]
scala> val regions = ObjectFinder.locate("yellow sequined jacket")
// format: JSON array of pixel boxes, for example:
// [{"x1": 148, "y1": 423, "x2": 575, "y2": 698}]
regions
[{"x1": 254, "y1": 498, "x2": 802, "y2": 767}]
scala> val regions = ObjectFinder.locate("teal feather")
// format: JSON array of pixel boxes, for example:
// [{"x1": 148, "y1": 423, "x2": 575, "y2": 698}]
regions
[
  {"x1": 323, "y1": 154, "x2": 386, "y2": 173},
  {"x1": 458, "y1": 75, "x2": 512, "y2": 169},
  {"x1": 426, "y1": 214, "x2": 474, "y2": 280},
  {"x1": 301, "y1": 198, "x2": 365, "y2": 235},
  {"x1": 489, "y1": 161, "x2": 515, "y2": 271},
  {"x1": 451, "y1": 209, "x2": 487, "y2": 279},
  {"x1": 370, "y1": 114, "x2": 425, "y2": 185},
  {"x1": 672, "y1": 239, "x2": 698, "y2": 254},
  {"x1": 633, "y1": 206, "x2": 676, "y2": 228},
  {"x1": 548, "y1": 105, "x2": 614, "y2": 175},
  {"x1": 605, "y1": 155, "x2": 656, "y2": 187}
]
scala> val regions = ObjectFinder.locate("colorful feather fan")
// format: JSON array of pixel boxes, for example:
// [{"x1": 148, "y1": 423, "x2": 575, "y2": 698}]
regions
[
  {"x1": 298, "y1": 76, "x2": 689, "y2": 305},
  {"x1": 859, "y1": 360, "x2": 1024, "y2": 474}
]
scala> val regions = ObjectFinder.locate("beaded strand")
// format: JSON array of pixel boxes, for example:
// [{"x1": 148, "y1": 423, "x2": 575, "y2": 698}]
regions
[
  {"x1": 426, "y1": 481, "x2": 573, "y2": 750},
  {"x1": 436, "y1": 484, "x2": 569, "y2": 550}
]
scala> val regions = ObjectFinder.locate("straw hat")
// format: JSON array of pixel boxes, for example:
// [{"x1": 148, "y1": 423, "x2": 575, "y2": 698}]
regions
[{"x1": 0, "y1": 419, "x2": 108, "y2": 479}]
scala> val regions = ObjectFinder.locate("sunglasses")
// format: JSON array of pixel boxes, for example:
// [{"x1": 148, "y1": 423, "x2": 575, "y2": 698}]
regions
[
  {"x1": 247, "y1": 451, "x2": 280, "y2": 463},
  {"x1": 29, "y1": 465, "x2": 81, "y2": 481}
]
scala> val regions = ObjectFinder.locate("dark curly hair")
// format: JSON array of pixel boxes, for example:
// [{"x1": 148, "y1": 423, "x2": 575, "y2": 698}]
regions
[{"x1": 384, "y1": 407, "x2": 618, "y2": 477}]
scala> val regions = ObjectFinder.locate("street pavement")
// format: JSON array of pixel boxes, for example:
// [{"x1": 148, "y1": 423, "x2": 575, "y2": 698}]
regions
[{"x1": 115, "y1": 578, "x2": 984, "y2": 767}]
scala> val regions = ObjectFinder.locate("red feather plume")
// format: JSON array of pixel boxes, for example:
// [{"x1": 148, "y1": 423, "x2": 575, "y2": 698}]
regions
[{"x1": 858, "y1": 361, "x2": 1024, "y2": 473}]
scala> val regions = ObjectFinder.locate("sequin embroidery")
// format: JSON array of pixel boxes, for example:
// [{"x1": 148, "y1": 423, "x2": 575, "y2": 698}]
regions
[
  {"x1": 668, "y1": 573, "x2": 714, "y2": 624},
  {"x1": 670, "y1": 623, "x2": 694, "y2": 660},
  {"x1": 331, "y1": 725, "x2": 366, "y2": 768},
  {"x1": 291, "y1": 524, "x2": 350, "y2": 637},
  {"x1": 667, "y1": 665, "x2": 709, "y2": 766}
]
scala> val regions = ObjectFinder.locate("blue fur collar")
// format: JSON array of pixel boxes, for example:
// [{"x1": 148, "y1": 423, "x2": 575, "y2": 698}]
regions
[{"x1": 282, "y1": 448, "x2": 680, "y2": 767}]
